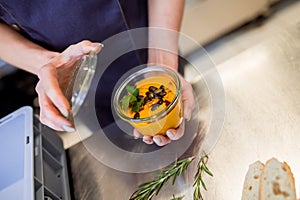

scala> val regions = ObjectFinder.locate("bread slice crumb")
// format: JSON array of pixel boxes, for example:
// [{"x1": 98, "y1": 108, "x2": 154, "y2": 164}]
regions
[
  {"x1": 259, "y1": 158, "x2": 296, "y2": 200},
  {"x1": 242, "y1": 161, "x2": 264, "y2": 200}
]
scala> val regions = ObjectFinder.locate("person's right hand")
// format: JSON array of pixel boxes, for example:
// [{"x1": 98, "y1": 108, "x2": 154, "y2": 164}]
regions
[{"x1": 35, "y1": 40, "x2": 103, "y2": 132}]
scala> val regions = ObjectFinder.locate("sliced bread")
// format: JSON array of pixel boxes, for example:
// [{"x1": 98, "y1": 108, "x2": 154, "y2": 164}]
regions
[
  {"x1": 242, "y1": 161, "x2": 265, "y2": 200},
  {"x1": 260, "y1": 158, "x2": 296, "y2": 200}
]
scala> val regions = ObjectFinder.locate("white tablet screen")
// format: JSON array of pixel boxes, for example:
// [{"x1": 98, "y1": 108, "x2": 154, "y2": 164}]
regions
[
  {"x1": 0, "y1": 107, "x2": 33, "y2": 200},
  {"x1": 0, "y1": 114, "x2": 25, "y2": 190}
]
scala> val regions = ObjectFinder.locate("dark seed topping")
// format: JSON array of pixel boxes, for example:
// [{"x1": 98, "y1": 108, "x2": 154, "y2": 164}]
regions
[
  {"x1": 154, "y1": 93, "x2": 161, "y2": 98},
  {"x1": 154, "y1": 89, "x2": 162, "y2": 95},
  {"x1": 129, "y1": 84, "x2": 168, "y2": 112},
  {"x1": 133, "y1": 112, "x2": 140, "y2": 119},
  {"x1": 137, "y1": 95, "x2": 144, "y2": 101},
  {"x1": 165, "y1": 100, "x2": 171, "y2": 107},
  {"x1": 158, "y1": 91, "x2": 167, "y2": 97},
  {"x1": 142, "y1": 96, "x2": 149, "y2": 106},
  {"x1": 158, "y1": 99, "x2": 164, "y2": 105},
  {"x1": 148, "y1": 86, "x2": 158, "y2": 92},
  {"x1": 146, "y1": 91, "x2": 155, "y2": 99},
  {"x1": 151, "y1": 104, "x2": 160, "y2": 111}
]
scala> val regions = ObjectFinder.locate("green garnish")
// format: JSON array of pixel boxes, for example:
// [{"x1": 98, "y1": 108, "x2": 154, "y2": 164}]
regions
[
  {"x1": 132, "y1": 101, "x2": 143, "y2": 112},
  {"x1": 193, "y1": 154, "x2": 213, "y2": 200},
  {"x1": 121, "y1": 95, "x2": 137, "y2": 110},
  {"x1": 130, "y1": 153, "x2": 213, "y2": 200},
  {"x1": 121, "y1": 85, "x2": 142, "y2": 111},
  {"x1": 129, "y1": 157, "x2": 194, "y2": 200},
  {"x1": 126, "y1": 85, "x2": 139, "y2": 96},
  {"x1": 171, "y1": 195, "x2": 184, "y2": 200}
]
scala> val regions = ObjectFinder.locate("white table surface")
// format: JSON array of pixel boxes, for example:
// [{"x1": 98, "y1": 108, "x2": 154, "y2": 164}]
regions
[{"x1": 202, "y1": 25, "x2": 300, "y2": 199}]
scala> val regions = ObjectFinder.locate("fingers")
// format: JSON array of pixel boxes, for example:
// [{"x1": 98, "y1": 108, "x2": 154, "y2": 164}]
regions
[
  {"x1": 153, "y1": 135, "x2": 171, "y2": 146},
  {"x1": 36, "y1": 82, "x2": 74, "y2": 131},
  {"x1": 54, "y1": 40, "x2": 103, "y2": 65},
  {"x1": 153, "y1": 121, "x2": 185, "y2": 146},
  {"x1": 133, "y1": 129, "x2": 142, "y2": 139},
  {"x1": 135, "y1": 131, "x2": 171, "y2": 146},
  {"x1": 181, "y1": 77, "x2": 195, "y2": 121},
  {"x1": 143, "y1": 136, "x2": 154, "y2": 144},
  {"x1": 133, "y1": 129, "x2": 154, "y2": 144},
  {"x1": 140, "y1": 120, "x2": 185, "y2": 146},
  {"x1": 141, "y1": 125, "x2": 184, "y2": 146},
  {"x1": 35, "y1": 40, "x2": 103, "y2": 131},
  {"x1": 37, "y1": 66, "x2": 70, "y2": 118},
  {"x1": 166, "y1": 120, "x2": 185, "y2": 140},
  {"x1": 65, "y1": 40, "x2": 103, "y2": 57},
  {"x1": 137, "y1": 132, "x2": 171, "y2": 146}
]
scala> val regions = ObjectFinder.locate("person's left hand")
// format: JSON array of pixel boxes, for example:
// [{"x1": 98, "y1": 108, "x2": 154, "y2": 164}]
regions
[{"x1": 133, "y1": 75, "x2": 195, "y2": 146}]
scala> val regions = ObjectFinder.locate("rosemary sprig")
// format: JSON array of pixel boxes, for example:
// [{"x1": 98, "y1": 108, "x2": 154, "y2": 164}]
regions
[
  {"x1": 193, "y1": 153, "x2": 213, "y2": 200},
  {"x1": 170, "y1": 194, "x2": 184, "y2": 200},
  {"x1": 129, "y1": 157, "x2": 195, "y2": 200},
  {"x1": 129, "y1": 154, "x2": 213, "y2": 200}
]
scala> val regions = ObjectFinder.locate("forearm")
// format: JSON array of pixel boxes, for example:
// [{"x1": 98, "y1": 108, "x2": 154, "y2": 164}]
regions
[
  {"x1": 148, "y1": 0, "x2": 185, "y2": 70},
  {"x1": 0, "y1": 23, "x2": 58, "y2": 74}
]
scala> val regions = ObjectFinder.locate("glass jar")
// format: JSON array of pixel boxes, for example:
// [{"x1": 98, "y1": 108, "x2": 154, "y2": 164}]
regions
[{"x1": 113, "y1": 66, "x2": 183, "y2": 136}]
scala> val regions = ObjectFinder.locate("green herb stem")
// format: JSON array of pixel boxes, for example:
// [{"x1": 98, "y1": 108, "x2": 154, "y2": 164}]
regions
[
  {"x1": 129, "y1": 154, "x2": 213, "y2": 200},
  {"x1": 130, "y1": 157, "x2": 195, "y2": 200},
  {"x1": 193, "y1": 154, "x2": 213, "y2": 200},
  {"x1": 170, "y1": 195, "x2": 184, "y2": 200}
]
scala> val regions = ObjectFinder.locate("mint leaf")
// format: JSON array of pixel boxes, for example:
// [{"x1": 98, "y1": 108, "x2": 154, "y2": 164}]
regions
[
  {"x1": 121, "y1": 95, "x2": 137, "y2": 110},
  {"x1": 132, "y1": 100, "x2": 142, "y2": 112},
  {"x1": 126, "y1": 85, "x2": 139, "y2": 96},
  {"x1": 121, "y1": 95, "x2": 131, "y2": 110},
  {"x1": 129, "y1": 95, "x2": 137, "y2": 103},
  {"x1": 121, "y1": 85, "x2": 140, "y2": 112}
]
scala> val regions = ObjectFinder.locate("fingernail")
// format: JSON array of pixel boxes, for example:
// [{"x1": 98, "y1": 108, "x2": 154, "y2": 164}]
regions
[
  {"x1": 91, "y1": 43, "x2": 98, "y2": 50},
  {"x1": 61, "y1": 109, "x2": 69, "y2": 118},
  {"x1": 62, "y1": 125, "x2": 76, "y2": 132},
  {"x1": 92, "y1": 43, "x2": 103, "y2": 53},
  {"x1": 166, "y1": 131, "x2": 174, "y2": 139},
  {"x1": 93, "y1": 42, "x2": 104, "y2": 48},
  {"x1": 153, "y1": 137, "x2": 161, "y2": 144},
  {"x1": 93, "y1": 42, "x2": 100, "y2": 46},
  {"x1": 146, "y1": 139, "x2": 153, "y2": 144},
  {"x1": 143, "y1": 138, "x2": 153, "y2": 144}
]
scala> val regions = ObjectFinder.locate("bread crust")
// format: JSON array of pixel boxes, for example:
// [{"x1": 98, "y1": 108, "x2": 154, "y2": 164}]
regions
[
  {"x1": 259, "y1": 158, "x2": 296, "y2": 200},
  {"x1": 242, "y1": 158, "x2": 296, "y2": 200}
]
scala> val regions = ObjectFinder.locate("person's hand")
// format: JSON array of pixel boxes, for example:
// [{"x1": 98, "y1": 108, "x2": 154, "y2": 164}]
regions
[
  {"x1": 35, "y1": 40, "x2": 103, "y2": 132},
  {"x1": 133, "y1": 75, "x2": 195, "y2": 146}
]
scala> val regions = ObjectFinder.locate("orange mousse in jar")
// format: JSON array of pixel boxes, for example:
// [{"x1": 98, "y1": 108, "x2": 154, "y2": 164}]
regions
[{"x1": 114, "y1": 67, "x2": 183, "y2": 136}]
